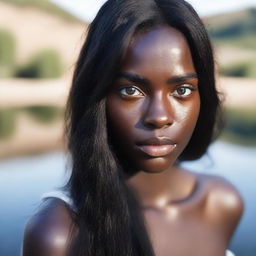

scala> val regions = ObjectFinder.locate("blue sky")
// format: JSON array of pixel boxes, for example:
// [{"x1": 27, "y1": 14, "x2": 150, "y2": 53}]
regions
[{"x1": 50, "y1": 0, "x2": 256, "y2": 22}]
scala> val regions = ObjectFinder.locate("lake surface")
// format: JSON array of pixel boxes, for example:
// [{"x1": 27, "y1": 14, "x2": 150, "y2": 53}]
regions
[{"x1": 0, "y1": 141, "x2": 255, "y2": 256}]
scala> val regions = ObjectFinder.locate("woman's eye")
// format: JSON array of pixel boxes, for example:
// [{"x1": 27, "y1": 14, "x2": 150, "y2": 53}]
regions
[
  {"x1": 119, "y1": 86, "x2": 144, "y2": 97},
  {"x1": 172, "y1": 86, "x2": 194, "y2": 98}
]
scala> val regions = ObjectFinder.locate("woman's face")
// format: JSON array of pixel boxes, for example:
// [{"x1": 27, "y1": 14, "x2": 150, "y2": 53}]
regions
[{"x1": 106, "y1": 26, "x2": 200, "y2": 174}]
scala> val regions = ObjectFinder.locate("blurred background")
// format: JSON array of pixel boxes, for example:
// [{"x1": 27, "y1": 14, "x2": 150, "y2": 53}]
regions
[{"x1": 0, "y1": 0, "x2": 255, "y2": 255}]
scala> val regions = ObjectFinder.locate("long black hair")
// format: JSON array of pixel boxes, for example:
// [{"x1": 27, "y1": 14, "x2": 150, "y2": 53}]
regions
[{"x1": 65, "y1": 0, "x2": 221, "y2": 255}]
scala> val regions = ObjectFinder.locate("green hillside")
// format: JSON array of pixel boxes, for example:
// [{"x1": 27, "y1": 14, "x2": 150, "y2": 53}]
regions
[
  {"x1": 0, "y1": 0, "x2": 82, "y2": 23},
  {"x1": 204, "y1": 8, "x2": 256, "y2": 49}
]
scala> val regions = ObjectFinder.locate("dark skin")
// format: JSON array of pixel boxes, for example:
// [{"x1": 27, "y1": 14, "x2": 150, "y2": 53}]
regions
[{"x1": 22, "y1": 27, "x2": 243, "y2": 256}]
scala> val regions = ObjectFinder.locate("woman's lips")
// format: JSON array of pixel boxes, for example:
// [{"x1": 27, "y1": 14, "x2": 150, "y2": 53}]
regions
[
  {"x1": 137, "y1": 144, "x2": 177, "y2": 157},
  {"x1": 136, "y1": 137, "x2": 177, "y2": 157}
]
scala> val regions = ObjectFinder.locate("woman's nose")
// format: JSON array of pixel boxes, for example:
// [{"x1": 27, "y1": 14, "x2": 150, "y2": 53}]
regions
[{"x1": 143, "y1": 92, "x2": 174, "y2": 129}]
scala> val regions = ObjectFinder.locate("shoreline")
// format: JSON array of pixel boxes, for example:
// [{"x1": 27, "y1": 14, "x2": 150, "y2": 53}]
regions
[{"x1": 0, "y1": 76, "x2": 255, "y2": 159}]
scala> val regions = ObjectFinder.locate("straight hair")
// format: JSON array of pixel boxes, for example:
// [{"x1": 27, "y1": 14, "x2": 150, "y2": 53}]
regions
[{"x1": 65, "y1": 0, "x2": 221, "y2": 255}]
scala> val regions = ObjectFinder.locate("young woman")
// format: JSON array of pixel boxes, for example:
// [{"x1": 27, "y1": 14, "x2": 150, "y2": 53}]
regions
[{"x1": 22, "y1": 0, "x2": 243, "y2": 255}]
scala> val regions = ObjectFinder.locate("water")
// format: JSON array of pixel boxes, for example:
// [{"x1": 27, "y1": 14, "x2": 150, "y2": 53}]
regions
[
  {"x1": 0, "y1": 152, "x2": 69, "y2": 256},
  {"x1": 0, "y1": 141, "x2": 255, "y2": 256}
]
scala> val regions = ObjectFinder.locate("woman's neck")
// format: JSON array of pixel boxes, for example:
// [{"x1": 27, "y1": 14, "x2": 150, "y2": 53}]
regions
[{"x1": 126, "y1": 166, "x2": 196, "y2": 209}]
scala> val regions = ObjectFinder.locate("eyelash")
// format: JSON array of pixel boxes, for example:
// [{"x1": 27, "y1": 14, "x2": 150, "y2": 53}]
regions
[
  {"x1": 171, "y1": 86, "x2": 196, "y2": 98},
  {"x1": 119, "y1": 85, "x2": 196, "y2": 98},
  {"x1": 119, "y1": 86, "x2": 144, "y2": 97}
]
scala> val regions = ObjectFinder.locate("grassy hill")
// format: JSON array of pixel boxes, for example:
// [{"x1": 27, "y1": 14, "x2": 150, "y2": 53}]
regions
[
  {"x1": 0, "y1": 1, "x2": 255, "y2": 77},
  {"x1": 203, "y1": 8, "x2": 256, "y2": 78},
  {"x1": 0, "y1": 0, "x2": 82, "y2": 23},
  {"x1": 0, "y1": 0, "x2": 87, "y2": 71},
  {"x1": 204, "y1": 8, "x2": 256, "y2": 49}
]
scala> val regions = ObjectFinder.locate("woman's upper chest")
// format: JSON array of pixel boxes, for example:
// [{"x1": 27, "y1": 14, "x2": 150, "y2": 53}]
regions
[{"x1": 143, "y1": 203, "x2": 227, "y2": 256}]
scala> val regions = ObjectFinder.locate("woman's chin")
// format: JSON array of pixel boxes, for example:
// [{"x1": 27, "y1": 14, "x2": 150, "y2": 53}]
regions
[{"x1": 135, "y1": 156, "x2": 176, "y2": 174}]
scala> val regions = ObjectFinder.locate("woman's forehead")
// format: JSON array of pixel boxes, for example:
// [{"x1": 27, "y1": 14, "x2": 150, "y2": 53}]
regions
[{"x1": 120, "y1": 26, "x2": 196, "y2": 78}]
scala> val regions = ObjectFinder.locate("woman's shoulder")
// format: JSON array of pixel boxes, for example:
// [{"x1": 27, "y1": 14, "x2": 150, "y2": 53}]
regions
[
  {"x1": 22, "y1": 198, "x2": 76, "y2": 256},
  {"x1": 197, "y1": 172, "x2": 244, "y2": 236},
  {"x1": 199, "y1": 173, "x2": 244, "y2": 215}
]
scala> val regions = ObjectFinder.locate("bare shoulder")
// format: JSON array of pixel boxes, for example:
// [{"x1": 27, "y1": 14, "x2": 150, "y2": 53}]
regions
[
  {"x1": 201, "y1": 174, "x2": 244, "y2": 216},
  {"x1": 22, "y1": 198, "x2": 77, "y2": 256},
  {"x1": 199, "y1": 173, "x2": 244, "y2": 236}
]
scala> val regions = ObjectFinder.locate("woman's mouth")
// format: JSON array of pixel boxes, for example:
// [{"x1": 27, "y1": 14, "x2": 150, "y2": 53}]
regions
[
  {"x1": 137, "y1": 144, "x2": 177, "y2": 157},
  {"x1": 136, "y1": 137, "x2": 177, "y2": 157}
]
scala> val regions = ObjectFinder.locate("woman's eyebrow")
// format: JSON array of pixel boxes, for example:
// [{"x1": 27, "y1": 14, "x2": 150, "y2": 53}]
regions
[
  {"x1": 117, "y1": 72, "x2": 198, "y2": 85},
  {"x1": 167, "y1": 73, "x2": 198, "y2": 84},
  {"x1": 117, "y1": 72, "x2": 150, "y2": 86}
]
